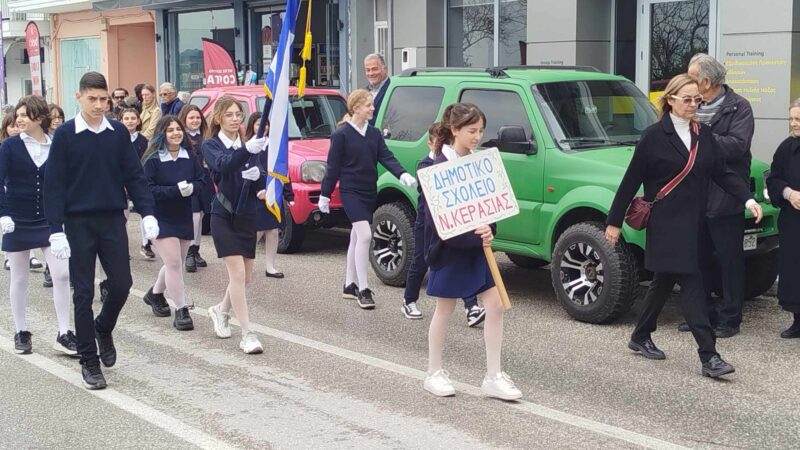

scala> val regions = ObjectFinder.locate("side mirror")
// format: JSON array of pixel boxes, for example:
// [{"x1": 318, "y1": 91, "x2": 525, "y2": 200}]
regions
[
  {"x1": 498, "y1": 126, "x2": 537, "y2": 155},
  {"x1": 382, "y1": 128, "x2": 392, "y2": 139}
]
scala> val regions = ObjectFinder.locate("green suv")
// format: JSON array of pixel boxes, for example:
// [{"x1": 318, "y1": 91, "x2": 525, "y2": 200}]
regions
[{"x1": 369, "y1": 66, "x2": 779, "y2": 324}]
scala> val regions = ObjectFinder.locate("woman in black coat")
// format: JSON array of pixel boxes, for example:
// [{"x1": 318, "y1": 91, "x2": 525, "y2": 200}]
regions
[
  {"x1": 605, "y1": 74, "x2": 762, "y2": 378},
  {"x1": 765, "y1": 99, "x2": 800, "y2": 338}
]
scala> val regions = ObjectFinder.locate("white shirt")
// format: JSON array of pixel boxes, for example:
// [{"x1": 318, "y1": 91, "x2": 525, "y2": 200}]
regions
[
  {"x1": 19, "y1": 132, "x2": 52, "y2": 168},
  {"x1": 347, "y1": 120, "x2": 368, "y2": 137},
  {"x1": 130, "y1": 131, "x2": 139, "y2": 143},
  {"x1": 158, "y1": 147, "x2": 190, "y2": 162},
  {"x1": 74, "y1": 113, "x2": 114, "y2": 135},
  {"x1": 187, "y1": 129, "x2": 200, "y2": 137},
  {"x1": 438, "y1": 144, "x2": 466, "y2": 161},
  {"x1": 217, "y1": 131, "x2": 242, "y2": 149},
  {"x1": 670, "y1": 113, "x2": 691, "y2": 151}
]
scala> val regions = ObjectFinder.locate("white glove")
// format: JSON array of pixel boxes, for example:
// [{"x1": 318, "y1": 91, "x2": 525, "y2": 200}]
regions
[
  {"x1": 400, "y1": 173, "x2": 417, "y2": 187},
  {"x1": 49, "y1": 232, "x2": 71, "y2": 260},
  {"x1": 0, "y1": 216, "x2": 15, "y2": 234},
  {"x1": 177, "y1": 180, "x2": 194, "y2": 197},
  {"x1": 241, "y1": 166, "x2": 261, "y2": 181},
  {"x1": 318, "y1": 196, "x2": 331, "y2": 214},
  {"x1": 245, "y1": 136, "x2": 268, "y2": 154},
  {"x1": 142, "y1": 215, "x2": 160, "y2": 240}
]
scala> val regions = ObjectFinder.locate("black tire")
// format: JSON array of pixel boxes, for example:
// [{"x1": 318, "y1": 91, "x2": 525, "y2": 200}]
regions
[
  {"x1": 550, "y1": 222, "x2": 638, "y2": 324},
  {"x1": 277, "y1": 202, "x2": 306, "y2": 254},
  {"x1": 370, "y1": 202, "x2": 415, "y2": 287},
  {"x1": 744, "y1": 249, "x2": 779, "y2": 300},
  {"x1": 506, "y1": 253, "x2": 548, "y2": 269}
]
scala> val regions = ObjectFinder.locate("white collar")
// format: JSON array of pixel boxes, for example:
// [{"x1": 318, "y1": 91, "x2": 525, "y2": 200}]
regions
[
  {"x1": 130, "y1": 131, "x2": 139, "y2": 142},
  {"x1": 441, "y1": 144, "x2": 462, "y2": 161},
  {"x1": 159, "y1": 147, "x2": 190, "y2": 162},
  {"x1": 347, "y1": 120, "x2": 369, "y2": 137},
  {"x1": 218, "y1": 131, "x2": 242, "y2": 149},
  {"x1": 75, "y1": 113, "x2": 114, "y2": 134},
  {"x1": 19, "y1": 132, "x2": 52, "y2": 146},
  {"x1": 188, "y1": 129, "x2": 200, "y2": 137}
]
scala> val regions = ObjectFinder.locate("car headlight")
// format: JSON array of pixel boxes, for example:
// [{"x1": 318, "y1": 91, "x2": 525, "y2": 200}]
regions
[
  {"x1": 301, "y1": 161, "x2": 327, "y2": 183},
  {"x1": 762, "y1": 170, "x2": 771, "y2": 202}
]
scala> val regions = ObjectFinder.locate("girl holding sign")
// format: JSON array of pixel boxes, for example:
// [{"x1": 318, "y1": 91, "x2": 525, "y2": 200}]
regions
[
  {"x1": 319, "y1": 89, "x2": 417, "y2": 309},
  {"x1": 423, "y1": 103, "x2": 522, "y2": 400}
]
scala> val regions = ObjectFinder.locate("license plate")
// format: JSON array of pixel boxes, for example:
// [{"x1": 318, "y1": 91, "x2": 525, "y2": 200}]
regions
[{"x1": 743, "y1": 234, "x2": 758, "y2": 251}]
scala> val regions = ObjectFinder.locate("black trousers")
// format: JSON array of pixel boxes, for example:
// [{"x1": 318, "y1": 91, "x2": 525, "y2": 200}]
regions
[
  {"x1": 701, "y1": 214, "x2": 745, "y2": 328},
  {"x1": 65, "y1": 212, "x2": 132, "y2": 364},
  {"x1": 631, "y1": 272, "x2": 718, "y2": 362}
]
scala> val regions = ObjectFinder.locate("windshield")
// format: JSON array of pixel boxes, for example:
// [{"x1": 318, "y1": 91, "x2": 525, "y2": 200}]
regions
[
  {"x1": 532, "y1": 79, "x2": 657, "y2": 151},
  {"x1": 255, "y1": 94, "x2": 347, "y2": 139}
]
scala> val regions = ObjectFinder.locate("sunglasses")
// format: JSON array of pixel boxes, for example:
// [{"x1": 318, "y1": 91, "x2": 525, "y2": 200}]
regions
[
  {"x1": 670, "y1": 95, "x2": 704, "y2": 105},
  {"x1": 113, "y1": 95, "x2": 126, "y2": 100}
]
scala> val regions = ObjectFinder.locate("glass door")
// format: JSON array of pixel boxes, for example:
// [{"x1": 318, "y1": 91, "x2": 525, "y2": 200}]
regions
[{"x1": 635, "y1": 0, "x2": 717, "y2": 101}]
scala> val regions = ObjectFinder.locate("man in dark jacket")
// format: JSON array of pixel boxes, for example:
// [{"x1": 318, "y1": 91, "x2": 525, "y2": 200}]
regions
[
  {"x1": 159, "y1": 82, "x2": 185, "y2": 117},
  {"x1": 685, "y1": 53, "x2": 755, "y2": 338},
  {"x1": 364, "y1": 53, "x2": 390, "y2": 125}
]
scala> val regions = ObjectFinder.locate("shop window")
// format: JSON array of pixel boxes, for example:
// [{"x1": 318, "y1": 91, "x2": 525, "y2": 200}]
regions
[
  {"x1": 648, "y1": 0, "x2": 709, "y2": 92},
  {"x1": 447, "y1": 0, "x2": 527, "y2": 67},
  {"x1": 459, "y1": 89, "x2": 532, "y2": 149},
  {"x1": 175, "y1": 9, "x2": 235, "y2": 93},
  {"x1": 381, "y1": 86, "x2": 444, "y2": 142}
]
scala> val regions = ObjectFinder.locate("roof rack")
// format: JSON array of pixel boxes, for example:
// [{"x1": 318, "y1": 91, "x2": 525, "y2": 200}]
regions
[
  {"x1": 399, "y1": 65, "x2": 601, "y2": 78},
  {"x1": 495, "y1": 65, "x2": 600, "y2": 73}
]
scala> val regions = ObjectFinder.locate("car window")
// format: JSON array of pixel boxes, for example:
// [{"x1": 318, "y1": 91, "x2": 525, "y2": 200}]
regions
[
  {"x1": 189, "y1": 96, "x2": 210, "y2": 110},
  {"x1": 255, "y1": 94, "x2": 344, "y2": 139},
  {"x1": 237, "y1": 101, "x2": 250, "y2": 118},
  {"x1": 382, "y1": 86, "x2": 444, "y2": 142},
  {"x1": 459, "y1": 89, "x2": 533, "y2": 150}
]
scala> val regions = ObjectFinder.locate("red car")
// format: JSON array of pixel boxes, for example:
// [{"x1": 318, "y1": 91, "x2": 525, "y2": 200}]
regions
[{"x1": 189, "y1": 85, "x2": 347, "y2": 253}]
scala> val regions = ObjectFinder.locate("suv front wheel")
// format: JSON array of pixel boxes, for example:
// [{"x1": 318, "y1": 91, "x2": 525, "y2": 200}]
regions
[
  {"x1": 278, "y1": 201, "x2": 306, "y2": 254},
  {"x1": 550, "y1": 222, "x2": 639, "y2": 324},
  {"x1": 370, "y1": 202, "x2": 415, "y2": 287}
]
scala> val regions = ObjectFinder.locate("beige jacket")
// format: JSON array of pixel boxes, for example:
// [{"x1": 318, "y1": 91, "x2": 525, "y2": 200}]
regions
[{"x1": 140, "y1": 103, "x2": 162, "y2": 140}]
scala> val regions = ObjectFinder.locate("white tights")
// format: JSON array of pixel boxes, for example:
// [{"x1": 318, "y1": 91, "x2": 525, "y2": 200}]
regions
[
  {"x1": 8, "y1": 249, "x2": 71, "y2": 334},
  {"x1": 139, "y1": 218, "x2": 148, "y2": 246},
  {"x1": 428, "y1": 287, "x2": 505, "y2": 377},
  {"x1": 256, "y1": 229, "x2": 280, "y2": 273},
  {"x1": 217, "y1": 256, "x2": 255, "y2": 335},
  {"x1": 345, "y1": 221, "x2": 372, "y2": 290},
  {"x1": 151, "y1": 238, "x2": 191, "y2": 309},
  {"x1": 192, "y1": 212, "x2": 203, "y2": 246}
]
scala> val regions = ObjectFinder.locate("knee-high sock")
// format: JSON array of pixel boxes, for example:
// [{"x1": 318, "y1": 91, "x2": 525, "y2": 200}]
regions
[
  {"x1": 152, "y1": 238, "x2": 191, "y2": 308},
  {"x1": 345, "y1": 227, "x2": 358, "y2": 286},
  {"x1": 352, "y1": 221, "x2": 372, "y2": 290},
  {"x1": 264, "y1": 229, "x2": 279, "y2": 273},
  {"x1": 192, "y1": 212, "x2": 203, "y2": 246},
  {"x1": 482, "y1": 289, "x2": 504, "y2": 376},
  {"x1": 8, "y1": 251, "x2": 30, "y2": 332},
  {"x1": 428, "y1": 298, "x2": 456, "y2": 373},
  {"x1": 42, "y1": 248, "x2": 71, "y2": 334}
]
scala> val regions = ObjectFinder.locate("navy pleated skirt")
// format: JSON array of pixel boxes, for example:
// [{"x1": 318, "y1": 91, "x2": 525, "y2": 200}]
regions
[
  {"x1": 1, "y1": 218, "x2": 49, "y2": 252},
  {"x1": 426, "y1": 252, "x2": 495, "y2": 299}
]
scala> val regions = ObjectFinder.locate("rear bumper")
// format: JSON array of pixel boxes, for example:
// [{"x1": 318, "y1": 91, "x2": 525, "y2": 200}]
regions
[{"x1": 745, "y1": 235, "x2": 779, "y2": 257}]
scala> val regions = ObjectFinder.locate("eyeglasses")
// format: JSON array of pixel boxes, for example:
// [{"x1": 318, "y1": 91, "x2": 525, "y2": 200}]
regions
[
  {"x1": 159, "y1": 93, "x2": 172, "y2": 97},
  {"x1": 113, "y1": 96, "x2": 126, "y2": 100},
  {"x1": 670, "y1": 95, "x2": 704, "y2": 105},
  {"x1": 223, "y1": 112, "x2": 244, "y2": 119}
]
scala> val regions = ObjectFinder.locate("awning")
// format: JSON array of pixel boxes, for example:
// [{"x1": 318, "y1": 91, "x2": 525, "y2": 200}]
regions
[{"x1": 93, "y1": 0, "x2": 228, "y2": 10}]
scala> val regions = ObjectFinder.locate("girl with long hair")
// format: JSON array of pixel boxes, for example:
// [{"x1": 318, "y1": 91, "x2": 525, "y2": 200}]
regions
[
  {"x1": 178, "y1": 104, "x2": 213, "y2": 272},
  {"x1": 140, "y1": 84, "x2": 162, "y2": 141},
  {"x1": 47, "y1": 104, "x2": 65, "y2": 135}
]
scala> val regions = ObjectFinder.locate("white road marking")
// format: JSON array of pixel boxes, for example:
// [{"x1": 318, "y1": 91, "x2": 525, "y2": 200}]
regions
[{"x1": 0, "y1": 335, "x2": 236, "y2": 450}]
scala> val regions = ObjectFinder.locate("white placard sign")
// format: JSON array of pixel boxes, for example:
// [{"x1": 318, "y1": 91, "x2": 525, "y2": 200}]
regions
[{"x1": 417, "y1": 148, "x2": 519, "y2": 240}]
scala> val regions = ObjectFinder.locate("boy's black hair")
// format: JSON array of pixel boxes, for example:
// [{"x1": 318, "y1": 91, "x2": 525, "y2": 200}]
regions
[{"x1": 79, "y1": 72, "x2": 108, "y2": 92}]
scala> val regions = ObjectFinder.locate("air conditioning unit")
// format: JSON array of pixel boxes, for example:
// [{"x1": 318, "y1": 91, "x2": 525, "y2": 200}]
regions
[{"x1": 401, "y1": 47, "x2": 418, "y2": 71}]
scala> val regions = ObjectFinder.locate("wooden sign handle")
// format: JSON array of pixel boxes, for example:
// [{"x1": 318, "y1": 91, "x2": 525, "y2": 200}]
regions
[{"x1": 483, "y1": 246, "x2": 511, "y2": 311}]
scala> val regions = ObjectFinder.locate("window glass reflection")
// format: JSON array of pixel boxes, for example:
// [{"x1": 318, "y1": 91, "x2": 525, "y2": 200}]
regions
[{"x1": 176, "y1": 9, "x2": 235, "y2": 92}]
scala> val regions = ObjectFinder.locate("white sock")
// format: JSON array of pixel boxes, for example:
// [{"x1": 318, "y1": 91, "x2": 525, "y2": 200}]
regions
[
  {"x1": 352, "y1": 221, "x2": 372, "y2": 290},
  {"x1": 43, "y1": 248, "x2": 71, "y2": 335},
  {"x1": 192, "y1": 212, "x2": 203, "y2": 246},
  {"x1": 8, "y1": 252, "x2": 30, "y2": 332}
]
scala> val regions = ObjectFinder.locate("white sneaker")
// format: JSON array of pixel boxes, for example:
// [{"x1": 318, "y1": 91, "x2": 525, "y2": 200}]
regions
[
  {"x1": 401, "y1": 301, "x2": 423, "y2": 319},
  {"x1": 481, "y1": 372, "x2": 522, "y2": 400},
  {"x1": 424, "y1": 369, "x2": 455, "y2": 397},
  {"x1": 208, "y1": 305, "x2": 231, "y2": 339},
  {"x1": 239, "y1": 331, "x2": 264, "y2": 354}
]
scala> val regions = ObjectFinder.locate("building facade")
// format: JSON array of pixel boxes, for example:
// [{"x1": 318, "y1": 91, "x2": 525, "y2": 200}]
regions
[{"x1": 1, "y1": 0, "x2": 52, "y2": 107}]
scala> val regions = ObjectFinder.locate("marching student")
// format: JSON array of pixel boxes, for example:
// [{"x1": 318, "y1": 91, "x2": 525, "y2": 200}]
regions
[
  {"x1": 120, "y1": 107, "x2": 148, "y2": 159},
  {"x1": 178, "y1": 104, "x2": 212, "y2": 272},
  {"x1": 422, "y1": 103, "x2": 522, "y2": 400},
  {"x1": 47, "y1": 104, "x2": 65, "y2": 135},
  {"x1": 0, "y1": 95, "x2": 76, "y2": 356},
  {"x1": 319, "y1": 89, "x2": 416, "y2": 309},
  {"x1": 45, "y1": 71, "x2": 158, "y2": 390},
  {"x1": 141, "y1": 116, "x2": 205, "y2": 331},
  {"x1": 402, "y1": 123, "x2": 485, "y2": 326},
  {"x1": 203, "y1": 96, "x2": 267, "y2": 354}
]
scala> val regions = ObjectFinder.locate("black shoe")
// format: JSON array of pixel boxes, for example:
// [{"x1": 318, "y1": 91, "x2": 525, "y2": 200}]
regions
[
  {"x1": 627, "y1": 338, "x2": 666, "y2": 360},
  {"x1": 29, "y1": 256, "x2": 43, "y2": 269},
  {"x1": 342, "y1": 283, "x2": 359, "y2": 299},
  {"x1": 466, "y1": 305, "x2": 486, "y2": 327},
  {"x1": 265, "y1": 270, "x2": 285, "y2": 279},
  {"x1": 14, "y1": 331, "x2": 32, "y2": 354},
  {"x1": 192, "y1": 245, "x2": 207, "y2": 267},
  {"x1": 95, "y1": 327, "x2": 116, "y2": 368},
  {"x1": 677, "y1": 322, "x2": 690, "y2": 332},
  {"x1": 357, "y1": 289, "x2": 376, "y2": 310},
  {"x1": 185, "y1": 251, "x2": 197, "y2": 273},
  {"x1": 53, "y1": 330, "x2": 78, "y2": 356},
  {"x1": 99, "y1": 280, "x2": 110, "y2": 304},
  {"x1": 81, "y1": 360, "x2": 107, "y2": 390},
  {"x1": 714, "y1": 326, "x2": 740, "y2": 338},
  {"x1": 702, "y1": 355, "x2": 735, "y2": 378},
  {"x1": 780, "y1": 322, "x2": 800, "y2": 339},
  {"x1": 143, "y1": 287, "x2": 171, "y2": 317},
  {"x1": 173, "y1": 306, "x2": 194, "y2": 331},
  {"x1": 43, "y1": 266, "x2": 53, "y2": 288},
  {"x1": 140, "y1": 243, "x2": 155, "y2": 259}
]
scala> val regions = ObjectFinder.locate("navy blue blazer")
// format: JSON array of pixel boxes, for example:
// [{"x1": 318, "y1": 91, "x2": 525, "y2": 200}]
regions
[
  {"x1": 0, "y1": 136, "x2": 47, "y2": 221},
  {"x1": 202, "y1": 136, "x2": 264, "y2": 217},
  {"x1": 161, "y1": 99, "x2": 185, "y2": 117},
  {"x1": 368, "y1": 77, "x2": 390, "y2": 126}
]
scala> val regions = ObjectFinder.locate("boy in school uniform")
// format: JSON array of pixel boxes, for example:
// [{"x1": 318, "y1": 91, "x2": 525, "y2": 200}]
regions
[{"x1": 44, "y1": 72, "x2": 159, "y2": 390}]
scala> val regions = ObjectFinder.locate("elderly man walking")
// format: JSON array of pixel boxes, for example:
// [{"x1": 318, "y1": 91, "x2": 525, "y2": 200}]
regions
[
  {"x1": 363, "y1": 53, "x2": 390, "y2": 125},
  {"x1": 159, "y1": 82, "x2": 185, "y2": 117},
  {"x1": 678, "y1": 53, "x2": 755, "y2": 338}
]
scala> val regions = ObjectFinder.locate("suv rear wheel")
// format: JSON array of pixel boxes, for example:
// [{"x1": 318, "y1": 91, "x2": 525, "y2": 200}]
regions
[
  {"x1": 278, "y1": 202, "x2": 306, "y2": 254},
  {"x1": 744, "y1": 249, "x2": 778, "y2": 299},
  {"x1": 550, "y1": 222, "x2": 638, "y2": 324},
  {"x1": 370, "y1": 202, "x2": 415, "y2": 287}
]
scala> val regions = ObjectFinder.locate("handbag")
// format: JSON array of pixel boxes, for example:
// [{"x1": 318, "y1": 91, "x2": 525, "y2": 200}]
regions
[{"x1": 625, "y1": 122, "x2": 699, "y2": 230}]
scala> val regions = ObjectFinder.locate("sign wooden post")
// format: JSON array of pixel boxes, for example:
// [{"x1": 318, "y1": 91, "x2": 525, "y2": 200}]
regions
[{"x1": 417, "y1": 148, "x2": 519, "y2": 310}]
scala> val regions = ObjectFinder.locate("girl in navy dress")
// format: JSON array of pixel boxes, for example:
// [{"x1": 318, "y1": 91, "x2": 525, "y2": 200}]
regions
[
  {"x1": 422, "y1": 103, "x2": 522, "y2": 401},
  {"x1": 0, "y1": 95, "x2": 76, "y2": 355},
  {"x1": 203, "y1": 96, "x2": 267, "y2": 354},
  {"x1": 319, "y1": 89, "x2": 416, "y2": 309},
  {"x1": 141, "y1": 116, "x2": 205, "y2": 331},
  {"x1": 179, "y1": 104, "x2": 213, "y2": 272},
  {"x1": 120, "y1": 107, "x2": 148, "y2": 160}
]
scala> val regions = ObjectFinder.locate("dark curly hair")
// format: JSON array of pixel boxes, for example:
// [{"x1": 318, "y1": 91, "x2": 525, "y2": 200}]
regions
[{"x1": 432, "y1": 102, "x2": 486, "y2": 156}]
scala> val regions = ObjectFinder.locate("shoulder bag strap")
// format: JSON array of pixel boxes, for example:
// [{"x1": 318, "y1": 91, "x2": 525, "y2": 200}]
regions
[{"x1": 654, "y1": 121, "x2": 700, "y2": 202}]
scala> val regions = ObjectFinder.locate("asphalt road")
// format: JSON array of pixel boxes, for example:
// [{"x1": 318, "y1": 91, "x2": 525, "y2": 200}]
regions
[{"x1": 0, "y1": 218, "x2": 798, "y2": 449}]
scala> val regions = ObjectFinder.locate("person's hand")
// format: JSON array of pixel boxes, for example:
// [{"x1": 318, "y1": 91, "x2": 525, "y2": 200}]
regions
[
  {"x1": 318, "y1": 196, "x2": 330, "y2": 214},
  {"x1": 0, "y1": 216, "x2": 15, "y2": 234},
  {"x1": 177, "y1": 180, "x2": 193, "y2": 197},
  {"x1": 605, "y1": 225, "x2": 621, "y2": 246},
  {"x1": 399, "y1": 173, "x2": 417, "y2": 187},
  {"x1": 49, "y1": 233, "x2": 71, "y2": 260},
  {"x1": 257, "y1": 189, "x2": 266, "y2": 200},
  {"x1": 241, "y1": 166, "x2": 260, "y2": 181},
  {"x1": 142, "y1": 215, "x2": 160, "y2": 240},
  {"x1": 245, "y1": 136, "x2": 267, "y2": 154},
  {"x1": 475, "y1": 225, "x2": 493, "y2": 246},
  {"x1": 747, "y1": 202, "x2": 763, "y2": 223},
  {"x1": 789, "y1": 190, "x2": 800, "y2": 210}
]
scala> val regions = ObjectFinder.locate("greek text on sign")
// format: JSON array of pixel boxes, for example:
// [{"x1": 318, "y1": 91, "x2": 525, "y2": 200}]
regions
[{"x1": 417, "y1": 148, "x2": 519, "y2": 240}]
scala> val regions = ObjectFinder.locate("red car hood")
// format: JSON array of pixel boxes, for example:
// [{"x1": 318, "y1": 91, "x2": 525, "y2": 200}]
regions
[{"x1": 288, "y1": 138, "x2": 330, "y2": 162}]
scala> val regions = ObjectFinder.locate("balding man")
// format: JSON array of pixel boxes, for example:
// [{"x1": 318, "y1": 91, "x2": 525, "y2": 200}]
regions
[
  {"x1": 159, "y1": 82, "x2": 185, "y2": 117},
  {"x1": 363, "y1": 53, "x2": 390, "y2": 125}
]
